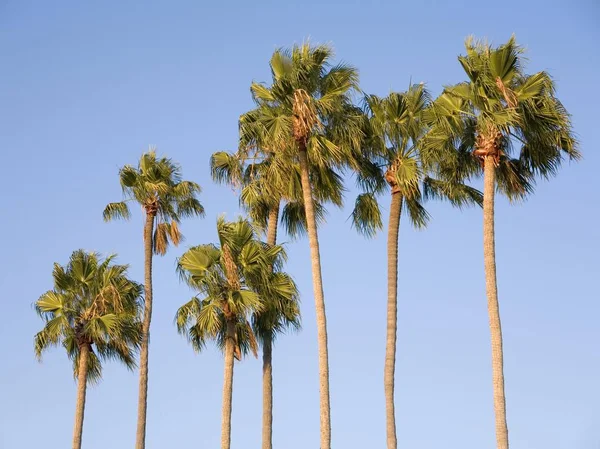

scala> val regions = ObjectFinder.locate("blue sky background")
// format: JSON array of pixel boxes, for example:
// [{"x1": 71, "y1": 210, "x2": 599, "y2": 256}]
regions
[{"x1": 1, "y1": 1, "x2": 598, "y2": 448}]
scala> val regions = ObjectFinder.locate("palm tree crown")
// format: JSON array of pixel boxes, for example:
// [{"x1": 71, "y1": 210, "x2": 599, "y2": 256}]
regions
[
  {"x1": 244, "y1": 43, "x2": 364, "y2": 169},
  {"x1": 103, "y1": 148, "x2": 205, "y2": 254},
  {"x1": 176, "y1": 217, "x2": 296, "y2": 357},
  {"x1": 423, "y1": 35, "x2": 579, "y2": 193},
  {"x1": 352, "y1": 83, "x2": 483, "y2": 236},
  {"x1": 34, "y1": 250, "x2": 142, "y2": 382}
]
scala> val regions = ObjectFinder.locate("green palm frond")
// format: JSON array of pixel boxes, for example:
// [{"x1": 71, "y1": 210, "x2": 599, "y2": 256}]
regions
[
  {"x1": 403, "y1": 196, "x2": 430, "y2": 229},
  {"x1": 103, "y1": 201, "x2": 131, "y2": 222},
  {"x1": 280, "y1": 199, "x2": 326, "y2": 239},
  {"x1": 176, "y1": 197, "x2": 205, "y2": 219},
  {"x1": 177, "y1": 244, "x2": 220, "y2": 287},
  {"x1": 351, "y1": 193, "x2": 383, "y2": 238},
  {"x1": 210, "y1": 151, "x2": 244, "y2": 186},
  {"x1": 423, "y1": 177, "x2": 483, "y2": 208},
  {"x1": 252, "y1": 269, "x2": 301, "y2": 346}
]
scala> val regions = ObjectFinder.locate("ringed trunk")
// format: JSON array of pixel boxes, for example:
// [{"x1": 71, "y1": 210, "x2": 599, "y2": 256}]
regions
[
  {"x1": 135, "y1": 212, "x2": 155, "y2": 449},
  {"x1": 261, "y1": 205, "x2": 279, "y2": 449},
  {"x1": 483, "y1": 157, "x2": 509, "y2": 449},
  {"x1": 72, "y1": 343, "x2": 90, "y2": 449},
  {"x1": 298, "y1": 146, "x2": 331, "y2": 449},
  {"x1": 385, "y1": 193, "x2": 403, "y2": 449},
  {"x1": 261, "y1": 335, "x2": 274, "y2": 449},
  {"x1": 266, "y1": 205, "x2": 279, "y2": 248},
  {"x1": 221, "y1": 319, "x2": 236, "y2": 449}
]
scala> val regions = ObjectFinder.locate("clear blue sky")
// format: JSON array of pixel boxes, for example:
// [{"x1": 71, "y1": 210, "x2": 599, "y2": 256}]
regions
[{"x1": 1, "y1": 1, "x2": 598, "y2": 448}]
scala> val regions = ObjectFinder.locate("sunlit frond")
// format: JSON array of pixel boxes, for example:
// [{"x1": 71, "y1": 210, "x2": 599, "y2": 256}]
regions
[
  {"x1": 103, "y1": 201, "x2": 131, "y2": 222},
  {"x1": 351, "y1": 193, "x2": 383, "y2": 238}
]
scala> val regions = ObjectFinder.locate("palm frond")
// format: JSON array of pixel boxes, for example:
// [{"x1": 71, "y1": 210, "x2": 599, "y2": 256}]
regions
[
  {"x1": 350, "y1": 193, "x2": 382, "y2": 238},
  {"x1": 103, "y1": 202, "x2": 131, "y2": 222}
]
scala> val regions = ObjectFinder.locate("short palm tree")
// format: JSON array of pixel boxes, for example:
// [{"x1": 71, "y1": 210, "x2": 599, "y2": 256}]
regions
[
  {"x1": 422, "y1": 36, "x2": 579, "y2": 449},
  {"x1": 351, "y1": 84, "x2": 482, "y2": 449},
  {"x1": 176, "y1": 217, "x2": 297, "y2": 449},
  {"x1": 238, "y1": 43, "x2": 363, "y2": 449},
  {"x1": 34, "y1": 250, "x2": 142, "y2": 449},
  {"x1": 251, "y1": 280, "x2": 301, "y2": 449},
  {"x1": 251, "y1": 236, "x2": 301, "y2": 449},
  {"x1": 103, "y1": 149, "x2": 204, "y2": 449}
]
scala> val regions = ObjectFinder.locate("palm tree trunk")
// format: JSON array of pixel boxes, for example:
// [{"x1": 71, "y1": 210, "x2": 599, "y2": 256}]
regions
[
  {"x1": 266, "y1": 205, "x2": 279, "y2": 247},
  {"x1": 298, "y1": 146, "x2": 331, "y2": 449},
  {"x1": 135, "y1": 212, "x2": 155, "y2": 449},
  {"x1": 483, "y1": 157, "x2": 509, "y2": 449},
  {"x1": 221, "y1": 320, "x2": 236, "y2": 449},
  {"x1": 261, "y1": 335, "x2": 274, "y2": 449},
  {"x1": 72, "y1": 343, "x2": 90, "y2": 449},
  {"x1": 385, "y1": 193, "x2": 402, "y2": 449},
  {"x1": 261, "y1": 204, "x2": 279, "y2": 449}
]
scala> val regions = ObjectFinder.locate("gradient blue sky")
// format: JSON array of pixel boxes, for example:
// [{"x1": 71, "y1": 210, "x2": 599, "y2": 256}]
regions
[{"x1": 1, "y1": 1, "x2": 598, "y2": 448}]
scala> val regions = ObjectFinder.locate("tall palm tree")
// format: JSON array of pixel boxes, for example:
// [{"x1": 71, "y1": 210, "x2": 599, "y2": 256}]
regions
[
  {"x1": 103, "y1": 149, "x2": 204, "y2": 449},
  {"x1": 422, "y1": 36, "x2": 579, "y2": 449},
  {"x1": 237, "y1": 43, "x2": 363, "y2": 449},
  {"x1": 34, "y1": 250, "x2": 142, "y2": 449},
  {"x1": 211, "y1": 111, "x2": 344, "y2": 449},
  {"x1": 175, "y1": 217, "x2": 297, "y2": 449},
  {"x1": 351, "y1": 84, "x2": 482, "y2": 449}
]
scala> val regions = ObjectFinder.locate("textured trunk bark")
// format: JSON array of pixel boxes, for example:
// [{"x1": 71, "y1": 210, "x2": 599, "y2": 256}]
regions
[
  {"x1": 261, "y1": 205, "x2": 279, "y2": 449},
  {"x1": 221, "y1": 320, "x2": 236, "y2": 449},
  {"x1": 266, "y1": 205, "x2": 279, "y2": 248},
  {"x1": 385, "y1": 193, "x2": 402, "y2": 449},
  {"x1": 483, "y1": 157, "x2": 509, "y2": 449},
  {"x1": 72, "y1": 343, "x2": 90, "y2": 449},
  {"x1": 135, "y1": 212, "x2": 155, "y2": 449},
  {"x1": 261, "y1": 335, "x2": 273, "y2": 449},
  {"x1": 298, "y1": 146, "x2": 331, "y2": 449}
]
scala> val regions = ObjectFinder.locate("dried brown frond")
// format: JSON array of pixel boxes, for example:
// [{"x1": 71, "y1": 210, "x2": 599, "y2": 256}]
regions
[
  {"x1": 495, "y1": 77, "x2": 518, "y2": 109},
  {"x1": 292, "y1": 89, "x2": 321, "y2": 145},
  {"x1": 222, "y1": 245, "x2": 241, "y2": 290}
]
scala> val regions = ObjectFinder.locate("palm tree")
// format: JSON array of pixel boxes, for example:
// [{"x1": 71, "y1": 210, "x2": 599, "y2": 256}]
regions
[
  {"x1": 34, "y1": 250, "x2": 142, "y2": 449},
  {"x1": 351, "y1": 84, "x2": 482, "y2": 449},
  {"x1": 175, "y1": 217, "x2": 297, "y2": 449},
  {"x1": 211, "y1": 111, "x2": 344, "y2": 449},
  {"x1": 103, "y1": 149, "x2": 204, "y2": 449},
  {"x1": 252, "y1": 273, "x2": 301, "y2": 449},
  {"x1": 236, "y1": 43, "x2": 363, "y2": 449},
  {"x1": 422, "y1": 36, "x2": 579, "y2": 449},
  {"x1": 215, "y1": 154, "x2": 304, "y2": 449}
]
